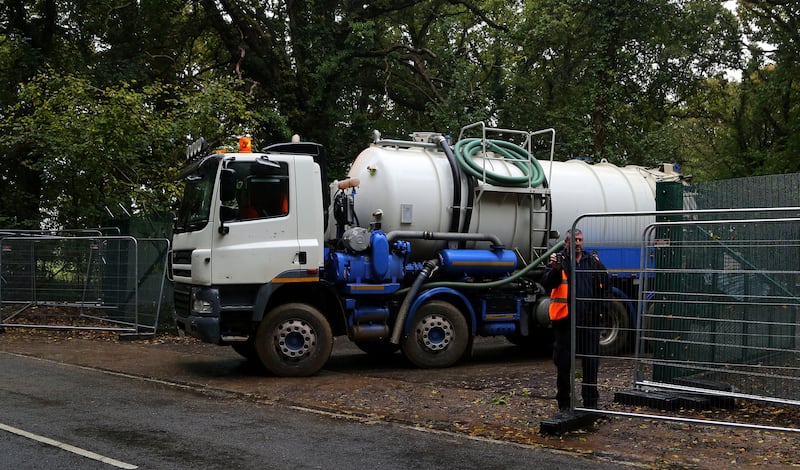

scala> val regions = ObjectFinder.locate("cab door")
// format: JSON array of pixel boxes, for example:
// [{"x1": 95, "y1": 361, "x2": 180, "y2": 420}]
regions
[{"x1": 210, "y1": 157, "x2": 300, "y2": 285}]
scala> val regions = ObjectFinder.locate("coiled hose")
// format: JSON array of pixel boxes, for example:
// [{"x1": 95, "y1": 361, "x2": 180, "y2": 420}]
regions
[{"x1": 453, "y1": 138, "x2": 546, "y2": 188}]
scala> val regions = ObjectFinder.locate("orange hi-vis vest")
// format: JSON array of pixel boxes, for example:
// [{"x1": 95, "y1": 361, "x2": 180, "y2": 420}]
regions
[{"x1": 549, "y1": 269, "x2": 569, "y2": 321}]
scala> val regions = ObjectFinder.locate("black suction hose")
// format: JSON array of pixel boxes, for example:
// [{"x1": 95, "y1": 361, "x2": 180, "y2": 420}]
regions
[
  {"x1": 432, "y1": 135, "x2": 462, "y2": 234},
  {"x1": 461, "y1": 169, "x2": 475, "y2": 243},
  {"x1": 390, "y1": 258, "x2": 439, "y2": 345}
]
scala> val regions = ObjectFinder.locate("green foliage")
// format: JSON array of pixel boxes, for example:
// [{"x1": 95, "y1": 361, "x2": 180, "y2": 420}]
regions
[
  {"x1": 504, "y1": 0, "x2": 742, "y2": 167},
  {"x1": 736, "y1": 2, "x2": 800, "y2": 175},
  {"x1": 0, "y1": 0, "x2": 797, "y2": 229},
  {"x1": 0, "y1": 71, "x2": 285, "y2": 228},
  {"x1": 676, "y1": 2, "x2": 800, "y2": 180}
]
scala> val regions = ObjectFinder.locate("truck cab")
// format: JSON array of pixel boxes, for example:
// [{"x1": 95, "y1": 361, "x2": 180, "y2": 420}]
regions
[{"x1": 171, "y1": 140, "x2": 330, "y2": 355}]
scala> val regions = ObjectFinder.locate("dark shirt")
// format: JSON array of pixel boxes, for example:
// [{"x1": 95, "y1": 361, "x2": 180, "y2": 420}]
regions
[{"x1": 541, "y1": 250, "x2": 609, "y2": 319}]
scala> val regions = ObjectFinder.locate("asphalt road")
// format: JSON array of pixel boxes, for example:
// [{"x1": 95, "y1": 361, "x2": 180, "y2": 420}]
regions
[{"x1": 0, "y1": 352, "x2": 631, "y2": 470}]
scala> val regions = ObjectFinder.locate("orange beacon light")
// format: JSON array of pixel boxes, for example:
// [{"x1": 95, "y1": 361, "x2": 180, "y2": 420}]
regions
[{"x1": 239, "y1": 136, "x2": 252, "y2": 153}]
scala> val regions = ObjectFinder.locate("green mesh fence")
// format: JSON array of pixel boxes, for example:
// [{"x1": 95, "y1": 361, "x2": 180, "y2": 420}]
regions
[{"x1": 644, "y1": 173, "x2": 800, "y2": 403}]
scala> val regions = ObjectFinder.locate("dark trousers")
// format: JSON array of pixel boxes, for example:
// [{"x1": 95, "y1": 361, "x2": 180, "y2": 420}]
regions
[{"x1": 552, "y1": 316, "x2": 600, "y2": 409}]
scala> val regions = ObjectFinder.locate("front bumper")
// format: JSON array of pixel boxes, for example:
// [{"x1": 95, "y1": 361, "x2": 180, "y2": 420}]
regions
[
  {"x1": 173, "y1": 284, "x2": 223, "y2": 344},
  {"x1": 175, "y1": 314, "x2": 222, "y2": 344}
]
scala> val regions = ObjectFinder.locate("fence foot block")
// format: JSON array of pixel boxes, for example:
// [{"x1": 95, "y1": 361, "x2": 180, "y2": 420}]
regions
[
  {"x1": 614, "y1": 389, "x2": 725, "y2": 411},
  {"x1": 673, "y1": 378, "x2": 737, "y2": 409},
  {"x1": 539, "y1": 410, "x2": 599, "y2": 435}
]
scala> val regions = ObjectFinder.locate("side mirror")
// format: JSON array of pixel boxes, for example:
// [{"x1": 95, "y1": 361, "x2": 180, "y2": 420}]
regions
[
  {"x1": 219, "y1": 168, "x2": 237, "y2": 202},
  {"x1": 220, "y1": 205, "x2": 238, "y2": 222}
]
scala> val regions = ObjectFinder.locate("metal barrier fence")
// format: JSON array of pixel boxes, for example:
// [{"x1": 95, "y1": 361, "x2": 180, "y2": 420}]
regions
[
  {"x1": 0, "y1": 235, "x2": 169, "y2": 336},
  {"x1": 567, "y1": 208, "x2": 800, "y2": 432}
]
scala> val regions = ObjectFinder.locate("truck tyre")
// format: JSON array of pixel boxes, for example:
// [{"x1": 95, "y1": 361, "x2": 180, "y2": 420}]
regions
[
  {"x1": 599, "y1": 299, "x2": 631, "y2": 356},
  {"x1": 401, "y1": 300, "x2": 469, "y2": 368},
  {"x1": 254, "y1": 303, "x2": 333, "y2": 377}
]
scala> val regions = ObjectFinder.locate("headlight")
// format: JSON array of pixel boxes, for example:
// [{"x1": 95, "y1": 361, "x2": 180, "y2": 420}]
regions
[
  {"x1": 193, "y1": 299, "x2": 213, "y2": 313},
  {"x1": 191, "y1": 289, "x2": 214, "y2": 314}
]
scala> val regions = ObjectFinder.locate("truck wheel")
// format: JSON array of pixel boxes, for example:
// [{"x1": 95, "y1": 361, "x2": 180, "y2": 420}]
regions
[
  {"x1": 254, "y1": 303, "x2": 333, "y2": 377},
  {"x1": 599, "y1": 299, "x2": 631, "y2": 356},
  {"x1": 401, "y1": 300, "x2": 469, "y2": 368}
]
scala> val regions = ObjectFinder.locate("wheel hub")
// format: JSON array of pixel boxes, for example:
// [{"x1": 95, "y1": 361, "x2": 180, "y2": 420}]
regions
[
  {"x1": 274, "y1": 319, "x2": 316, "y2": 359},
  {"x1": 418, "y1": 314, "x2": 453, "y2": 351}
]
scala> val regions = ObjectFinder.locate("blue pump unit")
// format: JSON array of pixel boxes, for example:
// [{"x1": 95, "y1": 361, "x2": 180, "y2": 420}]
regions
[
  {"x1": 438, "y1": 249, "x2": 517, "y2": 278},
  {"x1": 328, "y1": 230, "x2": 410, "y2": 286}
]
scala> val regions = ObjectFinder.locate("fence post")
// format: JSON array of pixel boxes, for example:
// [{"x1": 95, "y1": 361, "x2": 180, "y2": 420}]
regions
[{"x1": 652, "y1": 181, "x2": 685, "y2": 382}]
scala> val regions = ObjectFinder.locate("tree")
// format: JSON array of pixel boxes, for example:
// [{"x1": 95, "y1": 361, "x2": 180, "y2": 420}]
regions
[
  {"x1": 194, "y1": 0, "x2": 519, "y2": 176},
  {"x1": 0, "y1": 0, "x2": 237, "y2": 228},
  {"x1": 504, "y1": 0, "x2": 741, "y2": 166},
  {"x1": 674, "y1": 1, "x2": 800, "y2": 180},
  {"x1": 2, "y1": 0, "x2": 797, "y2": 229},
  {"x1": 0, "y1": 72, "x2": 285, "y2": 228},
  {"x1": 733, "y1": 1, "x2": 800, "y2": 175}
]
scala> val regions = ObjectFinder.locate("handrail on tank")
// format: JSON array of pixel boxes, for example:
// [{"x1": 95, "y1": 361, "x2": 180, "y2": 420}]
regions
[
  {"x1": 457, "y1": 122, "x2": 557, "y2": 260},
  {"x1": 457, "y1": 121, "x2": 556, "y2": 190},
  {"x1": 371, "y1": 129, "x2": 440, "y2": 150},
  {"x1": 530, "y1": 127, "x2": 556, "y2": 188}
]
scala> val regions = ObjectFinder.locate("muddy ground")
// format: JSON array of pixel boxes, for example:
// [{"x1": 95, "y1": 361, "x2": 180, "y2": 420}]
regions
[{"x1": 1, "y1": 326, "x2": 798, "y2": 469}]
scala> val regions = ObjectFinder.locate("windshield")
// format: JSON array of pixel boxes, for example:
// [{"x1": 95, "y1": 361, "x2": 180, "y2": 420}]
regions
[{"x1": 174, "y1": 156, "x2": 221, "y2": 233}]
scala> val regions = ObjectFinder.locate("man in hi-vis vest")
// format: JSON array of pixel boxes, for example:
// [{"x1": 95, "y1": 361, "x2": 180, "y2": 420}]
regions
[{"x1": 541, "y1": 229, "x2": 609, "y2": 412}]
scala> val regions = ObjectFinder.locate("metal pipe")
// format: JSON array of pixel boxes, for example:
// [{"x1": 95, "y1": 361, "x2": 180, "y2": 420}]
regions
[{"x1": 386, "y1": 230, "x2": 503, "y2": 247}]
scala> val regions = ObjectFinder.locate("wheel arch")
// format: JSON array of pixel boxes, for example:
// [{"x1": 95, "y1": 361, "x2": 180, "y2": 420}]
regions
[
  {"x1": 255, "y1": 281, "x2": 347, "y2": 336},
  {"x1": 404, "y1": 287, "x2": 476, "y2": 337}
]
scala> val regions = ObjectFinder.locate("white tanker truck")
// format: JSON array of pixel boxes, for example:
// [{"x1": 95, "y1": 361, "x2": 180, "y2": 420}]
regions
[{"x1": 171, "y1": 123, "x2": 681, "y2": 376}]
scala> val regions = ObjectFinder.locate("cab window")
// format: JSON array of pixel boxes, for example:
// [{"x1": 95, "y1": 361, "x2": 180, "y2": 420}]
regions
[{"x1": 223, "y1": 160, "x2": 289, "y2": 221}]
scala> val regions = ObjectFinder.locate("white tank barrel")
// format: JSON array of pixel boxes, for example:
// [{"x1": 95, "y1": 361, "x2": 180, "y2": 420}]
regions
[
  {"x1": 329, "y1": 137, "x2": 680, "y2": 262},
  {"x1": 540, "y1": 159, "x2": 679, "y2": 244}
]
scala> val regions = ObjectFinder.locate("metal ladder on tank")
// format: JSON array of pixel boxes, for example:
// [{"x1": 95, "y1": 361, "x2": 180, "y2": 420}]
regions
[{"x1": 457, "y1": 122, "x2": 556, "y2": 265}]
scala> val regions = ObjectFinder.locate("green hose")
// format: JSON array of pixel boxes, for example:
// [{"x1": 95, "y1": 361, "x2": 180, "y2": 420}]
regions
[
  {"x1": 422, "y1": 240, "x2": 564, "y2": 290},
  {"x1": 453, "y1": 138, "x2": 546, "y2": 188}
]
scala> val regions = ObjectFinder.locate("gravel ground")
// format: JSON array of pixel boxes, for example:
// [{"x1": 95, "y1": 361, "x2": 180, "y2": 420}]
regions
[{"x1": 1, "y1": 325, "x2": 799, "y2": 469}]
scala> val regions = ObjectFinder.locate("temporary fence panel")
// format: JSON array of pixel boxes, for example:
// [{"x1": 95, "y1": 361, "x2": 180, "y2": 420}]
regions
[
  {"x1": 0, "y1": 235, "x2": 169, "y2": 335},
  {"x1": 567, "y1": 208, "x2": 800, "y2": 433},
  {"x1": 104, "y1": 212, "x2": 175, "y2": 329}
]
